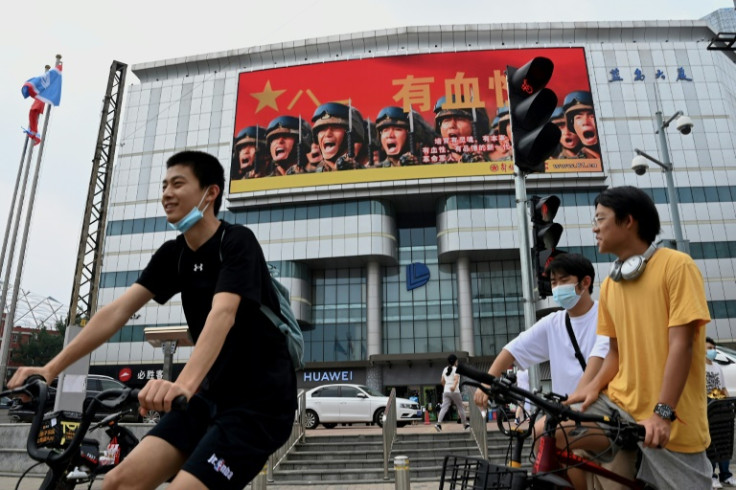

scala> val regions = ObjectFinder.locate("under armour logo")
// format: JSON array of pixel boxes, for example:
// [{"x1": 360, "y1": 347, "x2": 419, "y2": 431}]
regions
[{"x1": 193, "y1": 264, "x2": 203, "y2": 272}]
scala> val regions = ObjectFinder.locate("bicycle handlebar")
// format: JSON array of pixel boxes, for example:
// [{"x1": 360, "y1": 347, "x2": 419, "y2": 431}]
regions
[
  {"x1": 456, "y1": 363, "x2": 646, "y2": 442},
  {"x1": 1, "y1": 378, "x2": 189, "y2": 466}
]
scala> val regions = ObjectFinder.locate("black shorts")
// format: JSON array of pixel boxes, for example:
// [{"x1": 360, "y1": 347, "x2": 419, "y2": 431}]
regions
[{"x1": 146, "y1": 394, "x2": 294, "y2": 489}]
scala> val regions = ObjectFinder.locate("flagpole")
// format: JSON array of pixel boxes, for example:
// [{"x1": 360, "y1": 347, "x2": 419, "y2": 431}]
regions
[
  {"x1": 2, "y1": 104, "x2": 53, "y2": 381},
  {"x1": 0, "y1": 138, "x2": 37, "y2": 387},
  {"x1": 0, "y1": 55, "x2": 62, "y2": 387},
  {"x1": 0, "y1": 136, "x2": 31, "y2": 282}
]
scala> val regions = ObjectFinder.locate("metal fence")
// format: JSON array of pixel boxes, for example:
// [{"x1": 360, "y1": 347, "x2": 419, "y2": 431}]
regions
[
  {"x1": 382, "y1": 387, "x2": 398, "y2": 479},
  {"x1": 267, "y1": 389, "x2": 306, "y2": 482}
]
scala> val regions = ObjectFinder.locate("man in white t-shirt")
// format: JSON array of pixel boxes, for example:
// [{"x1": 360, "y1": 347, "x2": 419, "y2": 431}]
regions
[{"x1": 474, "y1": 253, "x2": 608, "y2": 405}]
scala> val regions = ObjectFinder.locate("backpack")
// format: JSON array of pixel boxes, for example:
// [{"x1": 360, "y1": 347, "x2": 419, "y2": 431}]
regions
[
  {"x1": 259, "y1": 278, "x2": 306, "y2": 371},
  {"x1": 218, "y1": 223, "x2": 305, "y2": 371}
]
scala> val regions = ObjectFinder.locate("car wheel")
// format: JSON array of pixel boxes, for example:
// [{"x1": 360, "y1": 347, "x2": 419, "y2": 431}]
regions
[
  {"x1": 304, "y1": 410, "x2": 319, "y2": 430},
  {"x1": 141, "y1": 410, "x2": 161, "y2": 424},
  {"x1": 374, "y1": 407, "x2": 386, "y2": 427},
  {"x1": 322, "y1": 423, "x2": 337, "y2": 429}
]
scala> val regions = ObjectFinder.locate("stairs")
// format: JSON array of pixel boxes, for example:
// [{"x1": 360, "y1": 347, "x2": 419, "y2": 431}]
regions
[{"x1": 270, "y1": 426, "x2": 518, "y2": 485}]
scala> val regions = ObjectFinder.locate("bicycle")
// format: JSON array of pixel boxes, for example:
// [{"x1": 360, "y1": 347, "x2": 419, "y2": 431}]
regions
[
  {"x1": 439, "y1": 363, "x2": 648, "y2": 489},
  {"x1": 0, "y1": 376, "x2": 182, "y2": 490}
]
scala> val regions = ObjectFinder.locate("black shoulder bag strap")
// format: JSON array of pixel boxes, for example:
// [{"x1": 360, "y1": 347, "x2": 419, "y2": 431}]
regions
[{"x1": 565, "y1": 313, "x2": 587, "y2": 372}]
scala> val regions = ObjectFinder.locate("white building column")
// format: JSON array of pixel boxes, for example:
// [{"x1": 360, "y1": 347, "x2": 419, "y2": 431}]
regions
[
  {"x1": 456, "y1": 254, "x2": 475, "y2": 355},
  {"x1": 366, "y1": 261, "x2": 382, "y2": 356},
  {"x1": 366, "y1": 261, "x2": 383, "y2": 391}
]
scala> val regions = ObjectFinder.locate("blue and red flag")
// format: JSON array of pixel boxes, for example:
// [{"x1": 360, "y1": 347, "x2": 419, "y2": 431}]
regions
[
  {"x1": 21, "y1": 58, "x2": 63, "y2": 144},
  {"x1": 22, "y1": 60, "x2": 63, "y2": 106}
]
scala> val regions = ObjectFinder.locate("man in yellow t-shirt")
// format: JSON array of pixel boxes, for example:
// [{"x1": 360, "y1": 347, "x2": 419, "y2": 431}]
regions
[{"x1": 567, "y1": 186, "x2": 711, "y2": 489}]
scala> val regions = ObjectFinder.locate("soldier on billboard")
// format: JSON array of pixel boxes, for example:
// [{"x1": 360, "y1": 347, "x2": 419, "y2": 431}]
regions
[
  {"x1": 265, "y1": 115, "x2": 312, "y2": 176},
  {"x1": 488, "y1": 106, "x2": 512, "y2": 161},
  {"x1": 563, "y1": 90, "x2": 601, "y2": 160},
  {"x1": 550, "y1": 106, "x2": 584, "y2": 159},
  {"x1": 311, "y1": 102, "x2": 366, "y2": 172},
  {"x1": 374, "y1": 106, "x2": 435, "y2": 167},
  {"x1": 433, "y1": 95, "x2": 490, "y2": 163},
  {"x1": 231, "y1": 126, "x2": 270, "y2": 179}
]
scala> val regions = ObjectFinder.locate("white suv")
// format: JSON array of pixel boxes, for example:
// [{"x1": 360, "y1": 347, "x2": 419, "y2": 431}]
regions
[{"x1": 304, "y1": 384, "x2": 422, "y2": 429}]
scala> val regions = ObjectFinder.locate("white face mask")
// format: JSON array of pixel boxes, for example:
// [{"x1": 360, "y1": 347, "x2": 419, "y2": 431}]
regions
[
  {"x1": 167, "y1": 187, "x2": 210, "y2": 233},
  {"x1": 551, "y1": 283, "x2": 582, "y2": 310}
]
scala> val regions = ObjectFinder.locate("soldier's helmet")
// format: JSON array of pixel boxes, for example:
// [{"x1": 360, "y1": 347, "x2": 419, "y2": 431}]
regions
[
  {"x1": 550, "y1": 106, "x2": 565, "y2": 123},
  {"x1": 433, "y1": 96, "x2": 490, "y2": 135},
  {"x1": 376, "y1": 106, "x2": 436, "y2": 149},
  {"x1": 562, "y1": 91, "x2": 594, "y2": 129},
  {"x1": 311, "y1": 102, "x2": 365, "y2": 144},
  {"x1": 234, "y1": 126, "x2": 267, "y2": 153},
  {"x1": 266, "y1": 115, "x2": 312, "y2": 144}
]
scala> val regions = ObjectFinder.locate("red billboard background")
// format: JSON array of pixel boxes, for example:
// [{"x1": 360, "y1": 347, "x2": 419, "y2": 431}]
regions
[{"x1": 231, "y1": 47, "x2": 600, "y2": 192}]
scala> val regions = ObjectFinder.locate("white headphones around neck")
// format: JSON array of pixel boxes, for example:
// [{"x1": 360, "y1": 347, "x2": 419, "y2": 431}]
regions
[{"x1": 608, "y1": 244, "x2": 657, "y2": 282}]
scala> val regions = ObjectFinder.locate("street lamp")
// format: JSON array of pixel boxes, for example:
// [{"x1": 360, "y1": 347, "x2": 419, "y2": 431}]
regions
[{"x1": 632, "y1": 110, "x2": 693, "y2": 254}]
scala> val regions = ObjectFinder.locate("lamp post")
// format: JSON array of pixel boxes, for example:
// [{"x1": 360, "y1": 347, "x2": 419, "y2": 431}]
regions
[{"x1": 632, "y1": 110, "x2": 693, "y2": 254}]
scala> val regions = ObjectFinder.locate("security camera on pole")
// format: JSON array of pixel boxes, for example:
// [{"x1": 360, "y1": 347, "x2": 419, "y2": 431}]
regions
[
  {"x1": 506, "y1": 57, "x2": 561, "y2": 390},
  {"x1": 631, "y1": 110, "x2": 692, "y2": 254}
]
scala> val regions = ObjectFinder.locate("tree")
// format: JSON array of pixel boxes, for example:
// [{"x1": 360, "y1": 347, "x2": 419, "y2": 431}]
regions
[{"x1": 10, "y1": 321, "x2": 64, "y2": 367}]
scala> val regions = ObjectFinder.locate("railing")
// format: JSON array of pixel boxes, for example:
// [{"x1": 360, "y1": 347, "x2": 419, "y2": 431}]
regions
[
  {"x1": 467, "y1": 385, "x2": 488, "y2": 459},
  {"x1": 382, "y1": 387, "x2": 398, "y2": 480},
  {"x1": 267, "y1": 389, "x2": 306, "y2": 482}
]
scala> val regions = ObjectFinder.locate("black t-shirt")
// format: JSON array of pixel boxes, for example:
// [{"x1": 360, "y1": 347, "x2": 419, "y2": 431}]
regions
[{"x1": 136, "y1": 221, "x2": 296, "y2": 411}]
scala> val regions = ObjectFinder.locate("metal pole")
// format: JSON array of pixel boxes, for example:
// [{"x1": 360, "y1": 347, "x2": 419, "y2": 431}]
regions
[
  {"x1": 394, "y1": 455, "x2": 411, "y2": 490},
  {"x1": 0, "y1": 138, "x2": 37, "y2": 387},
  {"x1": 161, "y1": 340, "x2": 178, "y2": 381},
  {"x1": 2, "y1": 107, "x2": 53, "y2": 386},
  {"x1": 655, "y1": 111, "x2": 689, "y2": 254},
  {"x1": 0, "y1": 137, "x2": 30, "y2": 282},
  {"x1": 514, "y1": 169, "x2": 540, "y2": 389}
]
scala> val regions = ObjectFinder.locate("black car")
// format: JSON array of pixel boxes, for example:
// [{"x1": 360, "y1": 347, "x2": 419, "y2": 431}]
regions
[{"x1": 8, "y1": 374, "x2": 144, "y2": 423}]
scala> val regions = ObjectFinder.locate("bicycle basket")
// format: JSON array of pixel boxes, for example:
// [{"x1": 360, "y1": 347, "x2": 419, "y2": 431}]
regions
[
  {"x1": 440, "y1": 455, "x2": 526, "y2": 490},
  {"x1": 36, "y1": 410, "x2": 83, "y2": 448}
]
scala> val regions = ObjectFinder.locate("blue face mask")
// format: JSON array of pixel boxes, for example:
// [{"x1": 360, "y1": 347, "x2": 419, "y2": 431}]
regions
[
  {"x1": 706, "y1": 349, "x2": 718, "y2": 361},
  {"x1": 167, "y1": 187, "x2": 210, "y2": 233},
  {"x1": 552, "y1": 283, "x2": 582, "y2": 310}
]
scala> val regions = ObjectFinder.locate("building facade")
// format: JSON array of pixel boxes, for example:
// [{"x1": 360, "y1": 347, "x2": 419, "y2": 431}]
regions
[{"x1": 91, "y1": 10, "x2": 736, "y2": 406}]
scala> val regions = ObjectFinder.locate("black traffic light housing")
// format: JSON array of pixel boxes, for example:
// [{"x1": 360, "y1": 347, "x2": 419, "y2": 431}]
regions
[
  {"x1": 507, "y1": 57, "x2": 562, "y2": 173},
  {"x1": 531, "y1": 195, "x2": 565, "y2": 298}
]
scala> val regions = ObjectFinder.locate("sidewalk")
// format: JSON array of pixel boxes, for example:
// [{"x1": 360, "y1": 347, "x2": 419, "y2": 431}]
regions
[{"x1": 0, "y1": 475, "x2": 442, "y2": 489}]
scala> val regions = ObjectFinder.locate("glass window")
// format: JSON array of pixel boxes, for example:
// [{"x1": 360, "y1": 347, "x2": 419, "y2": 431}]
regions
[
  {"x1": 340, "y1": 386, "x2": 362, "y2": 398},
  {"x1": 313, "y1": 386, "x2": 339, "y2": 397}
]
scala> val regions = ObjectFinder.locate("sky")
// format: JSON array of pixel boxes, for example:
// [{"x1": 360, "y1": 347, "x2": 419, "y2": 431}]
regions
[{"x1": 0, "y1": 0, "x2": 729, "y2": 318}]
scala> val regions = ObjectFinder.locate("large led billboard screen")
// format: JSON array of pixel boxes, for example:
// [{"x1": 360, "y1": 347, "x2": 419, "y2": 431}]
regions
[{"x1": 230, "y1": 47, "x2": 600, "y2": 194}]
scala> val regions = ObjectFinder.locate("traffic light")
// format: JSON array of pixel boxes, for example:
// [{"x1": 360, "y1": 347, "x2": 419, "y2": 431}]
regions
[
  {"x1": 507, "y1": 57, "x2": 562, "y2": 173},
  {"x1": 531, "y1": 195, "x2": 565, "y2": 298}
]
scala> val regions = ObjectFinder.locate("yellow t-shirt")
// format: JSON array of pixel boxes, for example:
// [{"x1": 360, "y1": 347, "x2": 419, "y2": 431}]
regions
[{"x1": 598, "y1": 247, "x2": 711, "y2": 453}]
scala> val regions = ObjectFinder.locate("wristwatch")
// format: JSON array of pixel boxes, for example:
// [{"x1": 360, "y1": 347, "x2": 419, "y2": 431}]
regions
[{"x1": 653, "y1": 403, "x2": 677, "y2": 421}]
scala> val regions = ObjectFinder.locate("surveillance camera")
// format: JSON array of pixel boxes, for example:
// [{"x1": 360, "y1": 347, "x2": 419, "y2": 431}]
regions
[
  {"x1": 675, "y1": 115, "x2": 693, "y2": 135},
  {"x1": 631, "y1": 155, "x2": 649, "y2": 176}
]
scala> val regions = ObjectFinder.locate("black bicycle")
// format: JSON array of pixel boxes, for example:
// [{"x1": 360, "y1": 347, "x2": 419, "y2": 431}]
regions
[
  {"x1": 440, "y1": 363, "x2": 648, "y2": 489},
  {"x1": 1, "y1": 377, "x2": 160, "y2": 490}
]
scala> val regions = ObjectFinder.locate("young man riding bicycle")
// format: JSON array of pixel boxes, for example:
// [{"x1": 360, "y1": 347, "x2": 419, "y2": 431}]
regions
[
  {"x1": 566, "y1": 186, "x2": 711, "y2": 489},
  {"x1": 8, "y1": 151, "x2": 297, "y2": 490}
]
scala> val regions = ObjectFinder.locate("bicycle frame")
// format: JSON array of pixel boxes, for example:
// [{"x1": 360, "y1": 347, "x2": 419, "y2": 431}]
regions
[{"x1": 456, "y1": 364, "x2": 647, "y2": 490}]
